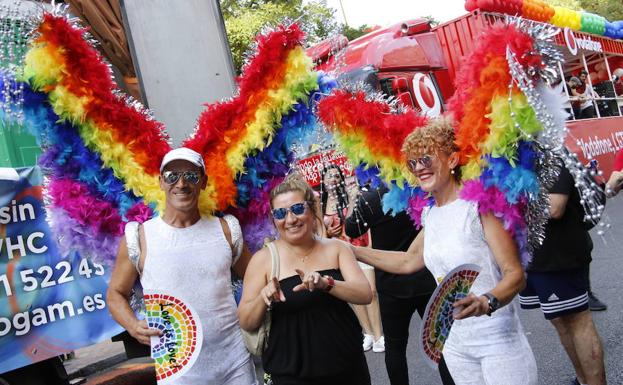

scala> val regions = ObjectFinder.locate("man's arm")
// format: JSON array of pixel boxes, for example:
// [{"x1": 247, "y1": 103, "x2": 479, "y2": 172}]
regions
[
  {"x1": 352, "y1": 230, "x2": 425, "y2": 274},
  {"x1": 570, "y1": 87, "x2": 582, "y2": 98},
  {"x1": 548, "y1": 165, "x2": 574, "y2": 219},
  {"x1": 233, "y1": 245, "x2": 253, "y2": 278},
  {"x1": 549, "y1": 193, "x2": 569, "y2": 219},
  {"x1": 606, "y1": 170, "x2": 623, "y2": 197},
  {"x1": 106, "y1": 236, "x2": 160, "y2": 345}
]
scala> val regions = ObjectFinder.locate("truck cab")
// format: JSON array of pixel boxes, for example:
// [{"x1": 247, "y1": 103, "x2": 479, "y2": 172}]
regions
[{"x1": 308, "y1": 18, "x2": 448, "y2": 117}]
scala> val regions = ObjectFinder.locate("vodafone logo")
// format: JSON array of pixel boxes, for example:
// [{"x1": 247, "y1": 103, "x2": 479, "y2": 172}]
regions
[
  {"x1": 564, "y1": 27, "x2": 578, "y2": 56},
  {"x1": 564, "y1": 27, "x2": 603, "y2": 54},
  {"x1": 412, "y1": 73, "x2": 441, "y2": 117}
]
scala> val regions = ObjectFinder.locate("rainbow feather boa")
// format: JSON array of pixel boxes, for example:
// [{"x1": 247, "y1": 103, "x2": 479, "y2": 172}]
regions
[
  {"x1": 183, "y1": 24, "x2": 319, "y2": 214},
  {"x1": 229, "y1": 73, "x2": 337, "y2": 252},
  {"x1": 317, "y1": 89, "x2": 429, "y2": 220},
  {"x1": 24, "y1": 14, "x2": 171, "y2": 212},
  {"x1": 447, "y1": 23, "x2": 557, "y2": 265},
  {"x1": 14, "y1": 13, "x2": 169, "y2": 263},
  {"x1": 0, "y1": 76, "x2": 155, "y2": 263},
  {"x1": 318, "y1": 23, "x2": 566, "y2": 267},
  {"x1": 8, "y1": 12, "x2": 327, "y2": 261}
]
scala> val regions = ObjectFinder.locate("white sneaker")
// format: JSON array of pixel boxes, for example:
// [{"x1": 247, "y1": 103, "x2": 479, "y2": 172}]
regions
[
  {"x1": 372, "y1": 336, "x2": 385, "y2": 353},
  {"x1": 362, "y1": 334, "x2": 374, "y2": 351}
]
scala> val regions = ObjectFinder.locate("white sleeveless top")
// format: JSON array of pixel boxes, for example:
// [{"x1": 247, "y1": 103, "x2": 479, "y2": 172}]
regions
[
  {"x1": 140, "y1": 215, "x2": 256, "y2": 385},
  {"x1": 422, "y1": 199, "x2": 524, "y2": 352}
]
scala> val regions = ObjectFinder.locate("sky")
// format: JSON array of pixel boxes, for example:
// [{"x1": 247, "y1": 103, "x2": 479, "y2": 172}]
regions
[{"x1": 323, "y1": 0, "x2": 468, "y2": 28}]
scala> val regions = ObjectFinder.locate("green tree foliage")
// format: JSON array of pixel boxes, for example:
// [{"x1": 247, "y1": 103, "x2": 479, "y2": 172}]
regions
[
  {"x1": 301, "y1": 1, "x2": 339, "y2": 45},
  {"x1": 580, "y1": 0, "x2": 623, "y2": 21},
  {"x1": 546, "y1": 0, "x2": 581, "y2": 10},
  {"x1": 221, "y1": 0, "x2": 339, "y2": 73},
  {"x1": 340, "y1": 24, "x2": 372, "y2": 41},
  {"x1": 545, "y1": 0, "x2": 623, "y2": 21},
  {"x1": 423, "y1": 15, "x2": 440, "y2": 27}
]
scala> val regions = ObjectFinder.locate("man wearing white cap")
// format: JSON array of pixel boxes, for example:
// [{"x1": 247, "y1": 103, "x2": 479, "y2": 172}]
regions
[{"x1": 107, "y1": 147, "x2": 257, "y2": 384}]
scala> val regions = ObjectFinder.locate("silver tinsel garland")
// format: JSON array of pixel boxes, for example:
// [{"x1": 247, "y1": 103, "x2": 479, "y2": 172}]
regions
[
  {"x1": 505, "y1": 17, "x2": 608, "y2": 251},
  {"x1": 0, "y1": 0, "x2": 145, "y2": 132},
  {"x1": 0, "y1": 0, "x2": 38, "y2": 122}
]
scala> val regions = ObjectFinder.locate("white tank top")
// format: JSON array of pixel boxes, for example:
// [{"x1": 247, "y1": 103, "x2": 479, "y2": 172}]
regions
[
  {"x1": 141, "y1": 216, "x2": 255, "y2": 385},
  {"x1": 423, "y1": 199, "x2": 524, "y2": 352}
]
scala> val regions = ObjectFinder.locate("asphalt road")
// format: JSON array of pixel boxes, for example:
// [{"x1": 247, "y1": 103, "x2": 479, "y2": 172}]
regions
[{"x1": 363, "y1": 196, "x2": 623, "y2": 385}]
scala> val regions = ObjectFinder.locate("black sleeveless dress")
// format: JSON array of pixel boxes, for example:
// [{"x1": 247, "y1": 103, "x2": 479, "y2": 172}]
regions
[{"x1": 262, "y1": 269, "x2": 371, "y2": 385}]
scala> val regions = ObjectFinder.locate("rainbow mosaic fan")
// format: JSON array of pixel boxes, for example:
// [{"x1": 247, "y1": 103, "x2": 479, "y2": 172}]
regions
[
  {"x1": 419, "y1": 264, "x2": 481, "y2": 367},
  {"x1": 144, "y1": 291, "x2": 203, "y2": 384}
]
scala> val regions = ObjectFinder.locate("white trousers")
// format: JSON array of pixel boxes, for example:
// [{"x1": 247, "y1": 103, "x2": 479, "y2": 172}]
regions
[{"x1": 443, "y1": 332, "x2": 538, "y2": 385}]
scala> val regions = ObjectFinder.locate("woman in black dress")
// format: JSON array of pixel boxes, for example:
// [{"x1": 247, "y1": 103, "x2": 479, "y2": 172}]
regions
[{"x1": 238, "y1": 173, "x2": 372, "y2": 385}]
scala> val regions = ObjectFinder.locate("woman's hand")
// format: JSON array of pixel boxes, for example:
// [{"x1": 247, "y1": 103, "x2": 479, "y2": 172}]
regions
[
  {"x1": 453, "y1": 293, "x2": 489, "y2": 319},
  {"x1": 326, "y1": 221, "x2": 343, "y2": 238},
  {"x1": 259, "y1": 277, "x2": 286, "y2": 306},
  {"x1": 239, "y1": 248, "x2": 283, "y2": 331},
  {"x1": 130, "y1": 319, "x2": 162, "y2": 345},
  {"x1": 292, "y1": 269, "x2": 329, "y2": 292}
]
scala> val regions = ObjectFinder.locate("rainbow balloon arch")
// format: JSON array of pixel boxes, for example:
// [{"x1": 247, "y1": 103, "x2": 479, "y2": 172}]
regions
[{"x1": 466, "y1": 0, "x2": 623, "y2": 40}]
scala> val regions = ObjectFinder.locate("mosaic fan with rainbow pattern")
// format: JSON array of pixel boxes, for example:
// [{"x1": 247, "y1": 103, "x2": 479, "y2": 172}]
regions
[
  {"x1": 144, "y1": 291, "x2": 203, "y2": 384},
  {"x1": 419, "y1": 264, "x2": 481, "y2": 367}
]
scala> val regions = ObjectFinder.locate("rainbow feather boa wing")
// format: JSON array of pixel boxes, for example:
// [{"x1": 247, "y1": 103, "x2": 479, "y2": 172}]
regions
[
  {"x1": 4, "y1": 13, "x2": 169, "y2": 265},
  {"x1": 318, "y1": 21, "x2": 570, "y2": 267},
  {"x1": 446, "y1": 21, "x2": 570, "y2": 266},
  {"x1": 4, "y1": 10, "x2": 330, "y2": 261},
  {"x1": 317, "y1": 88, "x2": 430, "y2": 222},
  {"x1": 182, "y1": 23, "x2": 333, "y2": 252}
]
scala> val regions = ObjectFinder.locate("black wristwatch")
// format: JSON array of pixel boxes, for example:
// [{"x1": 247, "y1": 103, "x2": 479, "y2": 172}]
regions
[{"x1": 482, "y1": 292, "x2": 500, "y2": 316}]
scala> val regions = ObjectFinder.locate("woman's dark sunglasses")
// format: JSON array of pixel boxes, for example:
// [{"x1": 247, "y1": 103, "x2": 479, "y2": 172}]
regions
[
  {"x1": 272, "y1": 202, "x2": 308, "y2": 220},
  {"x1": 407, "y1": 155, "x2": 433, "y2": 172},
  {"x1": 162, "y1": 170, "x2": 201, "y2": 185}
]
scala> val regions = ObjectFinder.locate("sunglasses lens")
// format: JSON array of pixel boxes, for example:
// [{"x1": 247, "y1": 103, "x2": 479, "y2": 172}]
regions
[
  {"x1": 421, "y1": 156, "x2": 432, "y2": 168},
  {"x1": 183, "y1": 171, "x2": 200, "y2": 185},
  {"x1": 408, "y1": 156, "x2": 433, "y2": 170},
  {"x1": 272, "y1": 202, "x2": 307, "y2": 220},
  {"x1": 163, "y1": 171, "x2": 201, "y2": 185},
  {"x1": 163, "y1": 171, "x2": 181, "y2": 185},
  {"x1": 291, "y1": 203, "x2": 306, "y2": 215},
  {"x1": 272, "y1": 208, "x2": 287, "y2": 220}
]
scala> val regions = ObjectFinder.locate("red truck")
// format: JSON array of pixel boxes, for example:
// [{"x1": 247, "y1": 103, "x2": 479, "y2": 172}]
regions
[{"x1": 307, "y1": 10, "x2": 623, "y2": 178}]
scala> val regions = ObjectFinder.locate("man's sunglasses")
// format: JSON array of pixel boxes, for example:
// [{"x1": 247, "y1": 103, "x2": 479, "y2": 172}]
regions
[
  {"x1": 407, "y1": 155, "x2": 433, "y2": 172},
  {"x1": 271, "y1": 202, "x2": 308, "y2": 220},
  {"x1": 162, "y1": 170, "x2": 202, "y2": 185}
]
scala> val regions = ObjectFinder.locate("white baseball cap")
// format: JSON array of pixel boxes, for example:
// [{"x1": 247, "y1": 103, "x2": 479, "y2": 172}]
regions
[{"x1": 160, "y1": 147, "x2": 205, "y2": 173}]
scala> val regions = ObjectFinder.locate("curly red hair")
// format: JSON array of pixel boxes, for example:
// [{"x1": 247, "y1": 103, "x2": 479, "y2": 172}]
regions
[{"x1": 401, "y1": 116, "x2": 458, "y2": 159}]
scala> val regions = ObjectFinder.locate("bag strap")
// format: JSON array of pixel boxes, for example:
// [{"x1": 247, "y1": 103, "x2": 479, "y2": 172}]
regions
[{"x1": 266, "y1": 241, "x2": 280, "y2": 280}]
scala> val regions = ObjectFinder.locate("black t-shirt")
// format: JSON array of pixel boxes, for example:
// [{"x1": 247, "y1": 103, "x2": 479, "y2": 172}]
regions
[
  {"x1": 528, "y1": 166, "x2": 593, "y2": 272},
  {"x1": 344, "y1": 186, "x2": 437, "y2": 298}
]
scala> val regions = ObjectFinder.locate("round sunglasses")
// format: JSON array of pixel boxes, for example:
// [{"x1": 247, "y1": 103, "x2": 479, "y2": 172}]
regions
[
  {"x1": 407, "y1": 155, "x2": 433, "y2": 172},
  {"x1": 271, "y1": 202, "x2": 308, "y2": 220},
  {"x1": 162, "y1": 170, "x2": 201, "y2": 185}
]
